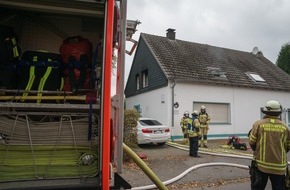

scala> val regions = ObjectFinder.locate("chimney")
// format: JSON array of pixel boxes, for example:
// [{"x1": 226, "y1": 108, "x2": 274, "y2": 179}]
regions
[{"x1": 166, "y1": 28, "x2": 176, "y2": 40}]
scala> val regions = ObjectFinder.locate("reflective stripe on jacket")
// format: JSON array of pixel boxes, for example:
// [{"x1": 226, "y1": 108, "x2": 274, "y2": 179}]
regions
[
  {"x1": 249, "y1": 116, "x2": 290, "y2": 175},
  {"x1": 188, "y1": 116, "x2": 200, "y2": 137},
  {"x1": 198, "y1": 113, "x2": 210, "y2": 127}
]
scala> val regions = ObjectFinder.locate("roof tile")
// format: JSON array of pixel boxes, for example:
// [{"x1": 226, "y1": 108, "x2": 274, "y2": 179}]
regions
[{"x1": 141, "y1": 33, "x2": 290, "y2": 91}]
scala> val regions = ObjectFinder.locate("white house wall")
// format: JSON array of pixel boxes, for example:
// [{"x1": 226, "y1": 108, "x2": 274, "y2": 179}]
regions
[
  {"x1": 126, "y1": 87, "x2": 170, "y2": 126},
  {"x1": 172, "y1": 82, "x2": 290, "y2": 140},
  {"x1": 126, "y1": 82, "x2": 290, "y2": 140}
]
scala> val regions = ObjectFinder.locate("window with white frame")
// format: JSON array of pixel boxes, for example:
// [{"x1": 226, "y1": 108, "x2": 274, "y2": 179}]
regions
[
  {"x1": 142, "y1": 70, "x2": 148, "y2": 88},
  {"x1": 246, "y1": 72, "x2": 266, "y2": 83},
  {"x1": 193, "y1": 102, "x2": 230, "y2": 124},
  {"x1": 136, "y1": 74, "x2": 140, "y2": 90}
]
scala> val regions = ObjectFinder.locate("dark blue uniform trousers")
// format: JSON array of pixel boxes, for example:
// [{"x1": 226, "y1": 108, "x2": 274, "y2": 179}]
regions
[{"x1": 189, "y1": 136, "x2": 199, "y2": 156}]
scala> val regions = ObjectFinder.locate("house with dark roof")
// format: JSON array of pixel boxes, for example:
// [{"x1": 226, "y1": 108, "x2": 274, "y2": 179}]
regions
[{"x1": 125, "y1": 29, "x2": 290, "y2": 140}]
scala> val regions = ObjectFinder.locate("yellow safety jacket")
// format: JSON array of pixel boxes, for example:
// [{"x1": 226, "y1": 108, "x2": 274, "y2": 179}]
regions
[
  {"x1": 249, "y1": 116, "x2": 290, "y2": 175},
  {"x1": 188, "y1": 117, "x2": 201, "y2": 137},
  {"x1": 198, "y1": 112, "x2": 210, "y2": 128},
  {"x1": 180, "y1": 117, "x2": 191, "y2": 134}
]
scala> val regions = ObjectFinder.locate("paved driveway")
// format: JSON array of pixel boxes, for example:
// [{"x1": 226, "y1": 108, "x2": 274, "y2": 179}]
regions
[{"x1": 120, "y1": 140, "x2": 276, "y2": 190}]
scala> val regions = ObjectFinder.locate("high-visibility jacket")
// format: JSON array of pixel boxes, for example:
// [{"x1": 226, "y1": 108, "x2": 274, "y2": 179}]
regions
[
  {"x1": 198, "y1": 112, "x2": 210, "y2": 128},
  {"x1": 249, "y1": 116, "x2": 290, "y2": 175},
  {"x1": 188, "y1": 116, "x2": 201, "y2": 137},
  {"x1": 180, "y1": 116, "x2": 185, "y2": 128},
  {"x1": 180, "y1": 117, "x2": 191, "y2": 134}
]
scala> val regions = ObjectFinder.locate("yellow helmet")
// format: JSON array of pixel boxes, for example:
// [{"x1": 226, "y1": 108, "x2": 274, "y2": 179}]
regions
[
  {"x1": 192, "y1": 110, "x2": 199, "y2": 116},
  {"x1": 200, "y1": 105, "x2": 206, "y2": 113},
  {"x1": 262, "y1": 100, "x2": 282, "y2": 116}
]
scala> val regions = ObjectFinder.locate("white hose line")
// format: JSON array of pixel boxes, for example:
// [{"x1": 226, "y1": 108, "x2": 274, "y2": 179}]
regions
[
  {"x1": 167, "y1": 143, "x2": 252, "y2": 160},
  {"x1": 131, "y1": 162, "x2": 249, "y2": 190},
  {"x1": 131, "y1": 143, "x2": 252, "y2": 190},
  {"x1": 130, "y1": 142, "x2": 289, "y2": 190}
]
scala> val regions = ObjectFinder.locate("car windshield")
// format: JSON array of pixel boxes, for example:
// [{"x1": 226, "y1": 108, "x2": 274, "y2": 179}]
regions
[{"x1": 139, "y1": 119, "x2": 162, "y2": 126}]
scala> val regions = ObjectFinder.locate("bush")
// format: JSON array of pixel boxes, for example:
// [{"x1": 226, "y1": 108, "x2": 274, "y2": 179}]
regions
[
  {"x1": 123, "y1": 109, "x2": 139, "y2": 162},
  {"x1": 123, "y1": 109, "x2": 139, "y2": 148}
]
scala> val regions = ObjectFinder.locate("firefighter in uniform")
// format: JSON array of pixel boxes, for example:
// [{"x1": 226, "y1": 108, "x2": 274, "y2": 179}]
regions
[
  {"x1": 198, "y1": 105, "x2": 210, "y2": 148},
  {"x1": 188, "y1": 110, "x2": 201, "y2": 157},
  {"x1": 249, "y1": 100, "x2": 290, "y2": 190},
  {"x1": 180, "y1": 111, "x2": 190, "y2": 144}
]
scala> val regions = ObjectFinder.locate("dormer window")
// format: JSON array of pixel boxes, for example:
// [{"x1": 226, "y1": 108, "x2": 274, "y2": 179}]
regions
[
  {"x1": 207, "y1": 67, "x2": 227, "y2": 79},
  {"x1": 246, "y1": 72, "x2": 266, "y2": 83}
]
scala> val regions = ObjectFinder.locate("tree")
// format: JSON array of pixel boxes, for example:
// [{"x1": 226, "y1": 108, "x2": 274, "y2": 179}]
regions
[{"x1": 277, "y1": 43, "x2": 290, "y2": 75}]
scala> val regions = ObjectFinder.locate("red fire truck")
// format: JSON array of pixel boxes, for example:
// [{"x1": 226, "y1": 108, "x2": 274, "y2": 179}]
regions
[{"x1": 0, "y1": 0, "x2": 136, "y2": 189}]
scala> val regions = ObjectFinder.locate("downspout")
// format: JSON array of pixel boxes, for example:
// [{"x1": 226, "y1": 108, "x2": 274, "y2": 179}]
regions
[{"x1": 171, "y1": 80, "x2": 176, "y2": 140}]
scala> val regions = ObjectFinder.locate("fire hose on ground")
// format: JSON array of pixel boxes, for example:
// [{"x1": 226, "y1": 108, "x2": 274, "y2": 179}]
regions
[
  {"x1": 123, "y1": 143, "x2": 169, "y2": 190},
  {"x1": 123, "y1": 142, "x2": 253, "y2": 190}
]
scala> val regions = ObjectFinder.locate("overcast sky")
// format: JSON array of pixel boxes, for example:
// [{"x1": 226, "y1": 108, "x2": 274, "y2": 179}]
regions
[{"x1": 112, "y1": 0, "x2": 290, "y2": 95}]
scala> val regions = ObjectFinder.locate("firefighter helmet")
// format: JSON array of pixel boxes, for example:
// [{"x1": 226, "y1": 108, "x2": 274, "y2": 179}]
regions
[
  {"x1": 184, "y1": 111, "x2": 189, "y2": 118},
  {"x1": 261, "y1": 100, "x2": 282, "y2": 116},
  {"x1": 192, "y1": 110, "x2": 199, "y2": 116},
  {"x1": 200, "y1": 105, "x2": 206, "y2": 113}
]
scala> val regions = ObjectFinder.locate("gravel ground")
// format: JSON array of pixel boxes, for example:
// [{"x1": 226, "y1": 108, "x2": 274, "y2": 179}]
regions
[{"x1": 120, "y1": 139, "x2": 277, "y2": 190}]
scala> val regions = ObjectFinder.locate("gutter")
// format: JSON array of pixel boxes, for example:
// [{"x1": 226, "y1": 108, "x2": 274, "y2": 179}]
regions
[{"x1": 170, "y1": 80, "x2": 176, "y2": 130}]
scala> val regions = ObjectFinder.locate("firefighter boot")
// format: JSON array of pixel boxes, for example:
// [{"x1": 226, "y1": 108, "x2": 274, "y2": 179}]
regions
[
  {"x1": 183, "y1": 138, "x2": 187, "y2": 144},
  {"x1": 198, "y1": 136, "x2": 202, "y2": 147},
  {"x1": 203, "y1": 137, "x2": 208, "y2": 148},
  {"x1": 185, "y1": 138, "x2": 189, "y2": 145}
]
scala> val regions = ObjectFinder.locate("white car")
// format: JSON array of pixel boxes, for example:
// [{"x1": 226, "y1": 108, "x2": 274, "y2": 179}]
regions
[{"x1": 137, "y1": 118, "x2": 171, "y2": 145}]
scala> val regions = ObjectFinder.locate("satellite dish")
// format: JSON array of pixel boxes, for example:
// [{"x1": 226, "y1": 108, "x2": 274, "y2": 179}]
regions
[{"x1": 252, "y1": 47, "x2": 259, "y2": 55}]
